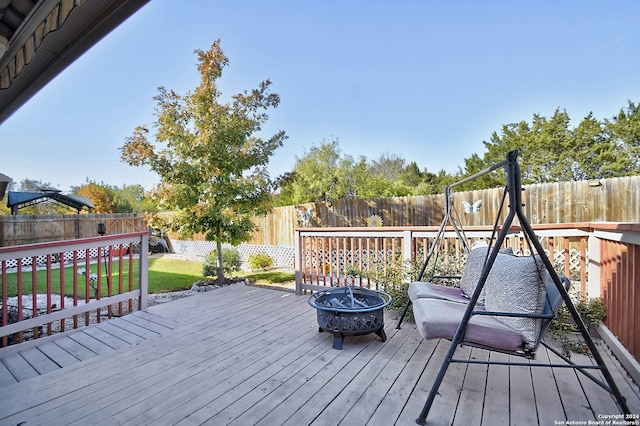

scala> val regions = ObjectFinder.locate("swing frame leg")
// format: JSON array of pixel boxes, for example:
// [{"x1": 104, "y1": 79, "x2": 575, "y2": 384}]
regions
[{"x1": 396, "y1": 300, "x2": 412, "y2": 329}]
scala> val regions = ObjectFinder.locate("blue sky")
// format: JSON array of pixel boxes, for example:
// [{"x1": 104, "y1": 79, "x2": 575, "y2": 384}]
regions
[{"x1": 1, "y1": 0, "x2": 639, "y2": 192}]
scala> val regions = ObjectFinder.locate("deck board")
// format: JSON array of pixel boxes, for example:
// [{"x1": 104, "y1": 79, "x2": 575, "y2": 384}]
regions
[
  {"x1": 81, "y1": 324, "x2": 131, "y2": 350},
  {"x1": 548, "y1": 348, "x2": 601, "y2": 420},
  {"x1": 65, "y1": 329, "x2": 115, "y2": 356},
  {"x1": 10, "y1": 294, "x2": 311, "y2": 425},
  {"x1": 37, "y1": 341, "x2": 81, "y2": 368},
  {"x1": 128, "y1": 310, "x2": 182, "y2": 332},
  {"x1": 0, "y1": 283, "x2": 638, "y2": 426},
  {"x1": 2, "y1": 351, "x2": 39, "y2": 381},
  {"x1": 19, "y1": 347, "x2": 60, "y2": 375},
  {"x1": 338, "y1": 327, "x2": 423, "y2": 426},
  {"x1": 394, "y1": 338, "x2": 450, "y2": 425},
  {"x1": 308, "y1": 320, "x2": 415, "y2": 426},
  {"x1": 598, "y1": 342, "x2": 640, "y2": 413},
  {"x1": 481, "y1": 351, "x2": 510, "y2": 426},
  {"x1": 52, "y1": 335, "x2": 98, "y2": 361},
  {"x1": 452, "y1": 348, "x2": 489, "y2": 426},
  {"x1": 0, "y1": 359, "x2": 17, "y2": 386},
  {"x1": 94, "y1": 302, "x2": 318, "y2": 425},
  {"x1": 530, "y1": 345, "x2": 566, "y2": 425},
  {"x1": 98, "y1": 318, "x2": 159, "y2": 341},
  {"x1": 507, "y1": 355, "x2": 538, "y2": 426},
  {"x1": 366, "y1": 338, "x2": 438, "y2": 426}
]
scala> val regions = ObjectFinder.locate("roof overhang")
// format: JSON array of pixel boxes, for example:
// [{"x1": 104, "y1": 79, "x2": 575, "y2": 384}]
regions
[
  {"x1": 0, "y1": 0, "x2": 150, "y2": 125},
  {"x1": 7, "y1": 189, "x2": 94, "y2": 213}
]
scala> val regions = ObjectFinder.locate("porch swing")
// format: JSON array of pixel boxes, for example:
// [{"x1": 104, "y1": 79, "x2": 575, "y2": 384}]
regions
[{"x1": 397, "y1": 151, "x2": 630, "y2": 424}]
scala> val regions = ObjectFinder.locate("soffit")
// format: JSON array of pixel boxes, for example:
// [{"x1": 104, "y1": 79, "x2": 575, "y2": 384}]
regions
[{"x1": 0, "y1": 0, "x2": 150, "y2": 124}]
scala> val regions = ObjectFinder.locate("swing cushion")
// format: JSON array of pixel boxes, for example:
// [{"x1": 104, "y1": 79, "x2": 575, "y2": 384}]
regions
[
  {"x1": 484, "y1": 254, "x2": 548, "y2": 349},
  {"x1": 412, "y1": 273, "x2": 560, "y2": 353},
  {"x1": 408, "y1": 281, "x2": 468, "y2": 304},
  {"x1": 459, "y1": 245, "x2": 514, "y2": 305},
  {"x1": 412, "y1": 298, "x2": 527, "y2": 352}
]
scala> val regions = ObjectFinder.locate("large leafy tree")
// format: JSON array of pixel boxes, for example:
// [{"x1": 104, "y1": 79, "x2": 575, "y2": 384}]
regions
[
  {"x1": 111, "y1": 184, "x2": 157, "y2": 213},
  {"x1": 276, "y1": 139, "x2": 391, "y2": 205},
  {"x1": 279, "y1": 139, "x2": 343, "y2": 205},
  {"x1": 120, "y1": 40, "x2": 286, "y2": 283},
  {"x1": 460, "y1": 107, "x2": 638, "y2": 189},
  {"x1": 276, "y1": 139, "x2": 452, "y2": 205},
  {"x1": 76, "y1": 182, "x2": 113, "y2": 213},
  {"x1": 369, "y1": 153, "x2": 406, "y2": 181},
  {"x1": 72, "y1": 182, "x2": 157, "y2": 213},
  {"x1": 605, "y1": 100, "x2": 640, "y2": 174}
]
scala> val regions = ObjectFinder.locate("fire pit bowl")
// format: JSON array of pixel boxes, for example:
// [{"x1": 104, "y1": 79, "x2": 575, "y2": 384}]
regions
[{"x1": 308, "y1": 286, "x2": 392, "y2": 349}]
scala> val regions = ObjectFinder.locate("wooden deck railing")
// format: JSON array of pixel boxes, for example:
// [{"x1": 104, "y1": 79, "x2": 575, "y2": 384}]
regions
[
  {"x1": 0, "y1": 232, "x2": 149, "y2": 349},
  {"x1": 295, "y1": 224, "x2": 591, "y2": 293},
  {"x1": 295, "y1": 222, "x2": 639, "y2": 362},
  {"x1": 591, "y1": 223, "x2": 640, "y2": 363}
]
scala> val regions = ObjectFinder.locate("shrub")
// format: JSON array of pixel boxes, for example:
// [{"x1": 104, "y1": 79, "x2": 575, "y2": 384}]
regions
[
  {"x1": 203, "y1": 247, "x2": 241, "y2": 278},
  {"x1": 550, "y1": 294, "x2": 607, "y2": 357},
  {"x1": 576, "y1": 297, "x2": 606, "y2": 326},
  {"x1": 344, "y1": 247, "x2": 465, "y2": 320},
  {"x1": 246, "y1": 252, "x2": 274, "y2": 271}
]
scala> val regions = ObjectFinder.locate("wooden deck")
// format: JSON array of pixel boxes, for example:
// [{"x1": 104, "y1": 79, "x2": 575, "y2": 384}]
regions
[{"x1": 0, "y1": 283, "x2": 638, "y2": 425}]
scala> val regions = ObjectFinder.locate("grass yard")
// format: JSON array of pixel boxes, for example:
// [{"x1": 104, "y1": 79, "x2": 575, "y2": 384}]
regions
[{"x1": 3, "y1": 257, "x2": 295, "y2": 298}]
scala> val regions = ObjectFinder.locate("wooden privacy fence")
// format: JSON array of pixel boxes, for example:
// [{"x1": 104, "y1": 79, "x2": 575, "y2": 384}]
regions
[
  {"x1": 250, "y1": 175, "x2": 640, "y2": 246},
  {"x1": 0, "y1": 213, "x2": 148, "y2": 247}
]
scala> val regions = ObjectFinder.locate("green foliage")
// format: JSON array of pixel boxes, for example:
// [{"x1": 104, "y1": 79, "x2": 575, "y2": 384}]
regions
[
  {"x1": 109, "y1": 184, "x2": 158, "y2": 213},
  {"x1": 458, "y1": 103, "x2": 640, "y2": 190},
  {"x1": 76, "y1": 181, "x2": 113, "y2": 213},
  {"x1": 203, "y1": 247, "x2": 241, "y2": 278},
  {"x1": 71, "y1": 181, "x2": 158, "y2": 214},
  {"x1": 275, "y1": 139, "x2": 450, "y2": 206},
  {"x1": 344, "y1": 252, "x2": 456, "y2": 316},
  {"x1": 605, "y1": 100, "x2": 640, "y2": 174},
  {"x1": 246, "y1": 252, "x2": 274, "y2": 270},
  {"x1": 576, "y1": 296, "x2": 606, "y2": 326},
  {"x1": 550, "y1": 295, "x2": 606, "y2": 357},
  {"x1": 241, "y1": 270, "x2": 294, "y2": 284},
  {"x1": 276, "y1": 99, "x2": 640, "y2": 205},
  {"x1": 120, "y1": 40, "x2": 286, "y2": 282},
  {"x1": 386, "y1": 282, "x2": 411, "y2": 317},
  {"x1": 343, "y1": 245, "x2": 470, "y2": 320}
]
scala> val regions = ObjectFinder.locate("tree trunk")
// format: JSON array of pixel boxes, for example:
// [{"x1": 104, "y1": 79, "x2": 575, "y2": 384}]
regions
[{"x1": 215, "y1": 239, "x2": 224, "y2": 284}]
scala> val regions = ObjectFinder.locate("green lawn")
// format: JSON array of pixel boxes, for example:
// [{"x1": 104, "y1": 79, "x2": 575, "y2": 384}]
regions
[{"x1": 3, "y1": 257, "x2": 295, "y2": 298}]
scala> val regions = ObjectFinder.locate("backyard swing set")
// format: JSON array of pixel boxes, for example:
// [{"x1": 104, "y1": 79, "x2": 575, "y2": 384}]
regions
[{"x1": 396, "y1": 150, "x2": 630, "y2": 424}]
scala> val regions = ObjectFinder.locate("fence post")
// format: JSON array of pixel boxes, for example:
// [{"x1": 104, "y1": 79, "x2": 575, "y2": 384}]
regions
[
  {"x1": 402, "y1": 230, "x2": 413, "y2": 282},
  {"x1": 139, "y1": 233, "x2": 149, "y2": 311},
  {"x1": 587, "y1": 233, "x2": 601, "y2": 298},
  {"x1": 294, "y1": 229, "x2": 302, "y2": 295}
]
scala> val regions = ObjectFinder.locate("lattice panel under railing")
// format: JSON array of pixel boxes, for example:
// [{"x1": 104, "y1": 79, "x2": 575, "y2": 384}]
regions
[
  {"x1": 2, "y1": 244, "x2": 134, "y2": 271},
  {"x1": 306, "y1": 249, "x2": 401, "y2": 270},
  {"x1": 170, "y1": 240, "x2": 295, "y2": 268},
  {"x1": 302, "y1": 247, "x2": 587, "y2": 282},
  {"x1": 172, "y1": 239, "x2": 586, "y2": 281}
]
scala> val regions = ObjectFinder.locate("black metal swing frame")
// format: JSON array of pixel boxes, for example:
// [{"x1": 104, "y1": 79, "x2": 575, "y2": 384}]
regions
[{"x1": 404, "y1": 150, "x2": 630, "y2": 425}]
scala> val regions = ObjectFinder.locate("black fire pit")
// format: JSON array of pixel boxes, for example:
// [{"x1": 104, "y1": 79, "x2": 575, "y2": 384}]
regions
[{"x1": 308, "y1": 286, "x2": 392, "y2": 349}]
